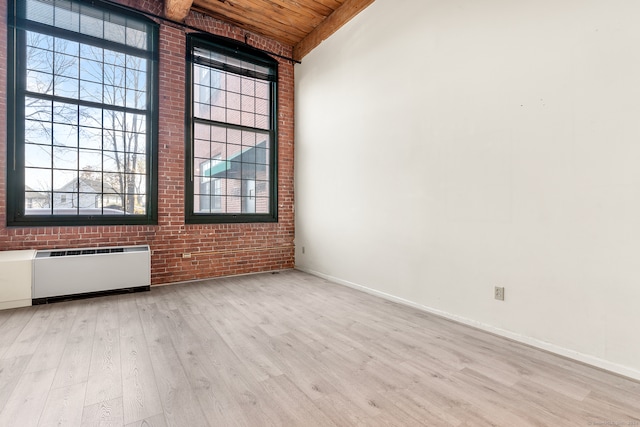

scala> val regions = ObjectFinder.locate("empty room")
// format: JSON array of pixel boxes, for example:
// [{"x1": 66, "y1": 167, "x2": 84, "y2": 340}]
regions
[{"x1": 1, "y1": 0, "x2": 640, "y2": 425}]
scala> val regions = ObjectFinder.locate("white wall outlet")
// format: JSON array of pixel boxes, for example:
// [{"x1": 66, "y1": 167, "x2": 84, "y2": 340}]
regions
[{"x1": 494, "y1": 286, "x2": 505, "y2": 301}]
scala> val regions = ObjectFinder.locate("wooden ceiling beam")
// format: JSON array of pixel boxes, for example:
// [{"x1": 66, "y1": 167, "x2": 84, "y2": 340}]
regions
[
  {"x1": 165, "y1": 0, "x2": 194, "y2": 22},
  {"x1": 293, "y1": 0, "x2": 375, "y2": 61}
]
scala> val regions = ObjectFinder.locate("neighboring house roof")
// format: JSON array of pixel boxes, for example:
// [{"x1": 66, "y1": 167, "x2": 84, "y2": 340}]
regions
[
  {"x1": 57, "y1": 176, "x2": 119, "y2": 193},
  {"x1": 25, "y1": 185, "x2": 49, "y2": 198}
]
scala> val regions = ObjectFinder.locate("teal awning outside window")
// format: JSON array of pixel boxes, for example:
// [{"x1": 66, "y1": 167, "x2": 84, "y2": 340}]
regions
[
  {"x1": 203, "y1": 140, "x2": 267, "y2": 178},
  {"x1": 204, "y1": 159, "x2": 233, "y2": 177}
]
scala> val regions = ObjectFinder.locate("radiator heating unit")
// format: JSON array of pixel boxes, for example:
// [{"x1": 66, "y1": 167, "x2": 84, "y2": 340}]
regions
[{"x1": 33, "y1": 245, "x2": 150, "y2": 304}]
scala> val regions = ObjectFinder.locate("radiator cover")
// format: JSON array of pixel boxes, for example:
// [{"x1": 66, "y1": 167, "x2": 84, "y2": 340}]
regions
[{"x1": 33, "y1": 245, "x2": 150, "y2": 301}]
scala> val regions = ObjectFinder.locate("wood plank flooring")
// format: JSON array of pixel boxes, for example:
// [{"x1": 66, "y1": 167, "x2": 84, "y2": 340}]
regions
[{"x1": 0, "y1": 269, "x2": 639, "y2": 426}]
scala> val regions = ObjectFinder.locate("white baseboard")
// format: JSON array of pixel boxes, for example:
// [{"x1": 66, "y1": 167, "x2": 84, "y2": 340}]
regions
[
  {"x1": 0, "y1": 299, "x2": 32, "y2": 311},
  {"x1": 153, "y1": 268, "x2": 294, "y2": 287},
  {"x1": 296, "y1": 266, "x2": 640, "y2": 382}
]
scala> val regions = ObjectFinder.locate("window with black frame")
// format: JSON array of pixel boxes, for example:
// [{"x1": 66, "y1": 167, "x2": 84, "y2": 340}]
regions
[
  {"x1": 7, "y1": 0, "x2": 158, "y2": 226},
  {"x1": 186, "y1": 35, "x2": 278, "y2": 223}
]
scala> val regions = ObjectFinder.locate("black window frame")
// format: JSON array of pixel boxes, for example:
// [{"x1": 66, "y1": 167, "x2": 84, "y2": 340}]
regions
[
  {"x1": 185, "y1": 34, "x2": 278, "y2": 224},
  {"x1": 7, "y1": 0, "x2": 159, "y2": 227}
]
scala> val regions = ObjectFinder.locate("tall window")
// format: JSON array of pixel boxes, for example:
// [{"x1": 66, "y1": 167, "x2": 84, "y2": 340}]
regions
[
  {"x1": 7, "y1": 0, "x2": 158, "y2": 226},
  {"x1": 186, "y1": 35, "x2": 278, "y2": 223}
]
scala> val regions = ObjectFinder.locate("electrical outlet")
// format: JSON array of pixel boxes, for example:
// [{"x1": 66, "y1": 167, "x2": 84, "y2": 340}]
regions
[
  {"x1": 494, "y1": 286, "x2": 505, "y2": 301},
  {"x1": 182, "y1": 253, "x2": 191, "y2": 259}
]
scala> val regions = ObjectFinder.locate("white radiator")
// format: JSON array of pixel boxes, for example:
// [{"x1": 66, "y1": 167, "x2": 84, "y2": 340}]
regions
[{"x1": 33, "y1": 245, "x2": 150, "y2": 302}]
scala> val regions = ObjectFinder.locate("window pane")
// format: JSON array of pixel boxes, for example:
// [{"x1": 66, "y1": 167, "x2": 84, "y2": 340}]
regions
[
  {"x1": 126, "y1": 27, "x2": 147, "y2": 49},
  {"x1": 255, "y1": 197, "x2": 269, "y2": 214},
  {"x1": 103, "y1": 130, "x2": 124, "y2": 151},
  {"x1": 103, "y1": 151, "x2": 124, "y2": 172},
  {"x1": 53, "y1": 101, "x2": 77, "y2": 123},
  {"x1": 25, "y1": 120, "x2": 52, "y2": 145},
  {"x1": 79, "y1": 81, "x2": 103, "y2": 102},
  {"x1": 241, "y1": 112, "x2": 255, "y2": 128},
  {"x1": 53, "y1": 192, "x2": 74, "y2": 209},
  {"x1": 194, "y1": 139, "x2": 210, "y2": 159},
  {"x1": 241, "y1": 78, "x2": 255, "y2": 96},
  {"x1": 227, "y1": 75, "x2": 240, "y2": 93},
  {"x1": 55, "y1": 76, "x2": 79, "y2": 99},
  {"x1": 104, "y1": 64, "x2": 125, "y2": 88},
  {"x1": 227, "y1": 92, "x2": 240, "y2": 110},
  {"x1": 80, "y1": 44, "x2": 102, "y2": 62},
  {"x1": 79, "y1": 106, "x2": 102, "y2": 128},
  {"x1": 55, "y1": 39, "x2": 80, "y2": 56},
  {"x1": 25, "y1": 98, "x2": 52, "y2": 122},
  {"x1": 104, "y1": 111, "x2": 125, "y2": 131},
  {"x1": 194, "y1": 123, "x2": 210, "y2": 140},
  {"x1": 227, "y1": 110, "x2": 241, "y2": 126},
  {"x1": 256, "y1": 81, "x2": 269, "y2": 99},
  {"x1": 126, "y1": 113, "x2": 146, "y2": 133},
  {"x1": 79, "y1": 126, "x2": 102, "y2": 149},
  {"x1": 27, "y1": 47, "x2": 53, "y2": 73},
  {"x1": 226, "y1": 196, "x2": 241, "y2": 213},
  {"x1": 242, "y1": 131, "x2": 257, "y2": 146},
  {"x1": 80, "y1": 15, "x2": 103, "y2": 39},
  {"x1": 212, "y1": 70, "x2": 225, "y2": 89},
  {"x1": 104, "y1": 21, "x2": 126, "y2": 45},
  {"x1": 211, "y1": 88, "x2": 224, "y2": 107},
  {"x1": 27, "y1": 32, "x2": 53, "y2": 50},
  {"x1": 56, "y1": 53, "x2": 79, "y2": 79},
  {"x1": 104, "y1": 50, "x2": 126, "y2": 67},
  {"x1": 256, "y1": 180, "x2": 269, "y2": 197},
  {"x1": 55, "y1": 7, "x2": 80, "y2": 33},
  {"x1": 26, "y1": 191, "x2": 51, "y2": 209},
  {"x1": 25, "y1": 144, "x2": 52, "y2": 168},
  {"x1": 241, "y1": 95, "x2": 255, "y2": 113},
  {"x1": 53, "y1": 169, "x2": 77, "y2": 190},
  {"x1": 255, "y1": 114, "x2": 269, "y2": 129},
  {"x1": 241, "y1": 163, "x2": 256, "y2": 180},
  {"x1": 126, "y1": 133, "x2": 146, "y2": 154},
  {"x1": 256, "y1": 166, "x2": 269, "y2": 182},
  {"x1": 212, "y1": 126, "x2": 225, "y2": 142},
  {"x1": 27, "y1": 71, "x2": 53, "y2": 94},
  {"x1": 53, "y1": 147, "x2": 78, "y2": 170},
  {"x1": 25, "y1": 167, "x2": 52, "y2": 192},
  {"x1": 256, "y1": 98, "x2": 268, "y2": 115},
  {"x1": 193, "y1": 65, "x2": 207, "y2": 86},
  {"x1": 102, "y1": 194, "x2": 124, "y2": 211},
  {"x1": 80, "y1": 58, "x2": 103, "y2": 83},
  {"x1": 255, "y1": 146, "x2": 268, "y2": 165},
  {"x1": 52, "y1": 124, "x2": 78, "y2": 147},
  {"x1": 77, "y1": 192, "x2": 100, "y2": 209},
  {"x1": 79, "y1": 149, "x2": 102, "y2": 171},
  {"x1": 26, "y1": 0, "x2": 54, "y2": 25}
]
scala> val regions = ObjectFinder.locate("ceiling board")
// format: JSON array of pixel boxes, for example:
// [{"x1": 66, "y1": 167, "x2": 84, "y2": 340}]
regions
[{"x1": 183, "y1": 0, "x2": 375, "y2": 60}]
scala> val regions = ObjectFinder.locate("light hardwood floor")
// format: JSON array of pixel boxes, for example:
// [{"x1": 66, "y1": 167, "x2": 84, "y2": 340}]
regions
[{"x1": 0, "y1": 269, "x2": 639, "y2": 426}]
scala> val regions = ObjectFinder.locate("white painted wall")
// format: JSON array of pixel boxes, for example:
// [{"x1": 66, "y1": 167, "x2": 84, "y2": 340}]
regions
[{"x1": 294, "y1": 0, "x2": 640, "y2": 379}]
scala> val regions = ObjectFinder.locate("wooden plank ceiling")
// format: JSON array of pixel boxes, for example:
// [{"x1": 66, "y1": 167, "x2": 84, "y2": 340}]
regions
[{"x1": 164, "y1": 0, "x2": 375, "y2": 61}]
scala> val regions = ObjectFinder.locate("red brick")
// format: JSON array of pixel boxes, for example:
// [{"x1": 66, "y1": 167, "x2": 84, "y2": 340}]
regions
[{"x1": 0, "y1": 0, "x2": 295, "y2": 285}]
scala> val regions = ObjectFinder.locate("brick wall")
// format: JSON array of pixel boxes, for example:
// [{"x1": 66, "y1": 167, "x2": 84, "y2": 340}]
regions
[{"x1": 0, "y1": 0, "x2": 295, "y2": 285}]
